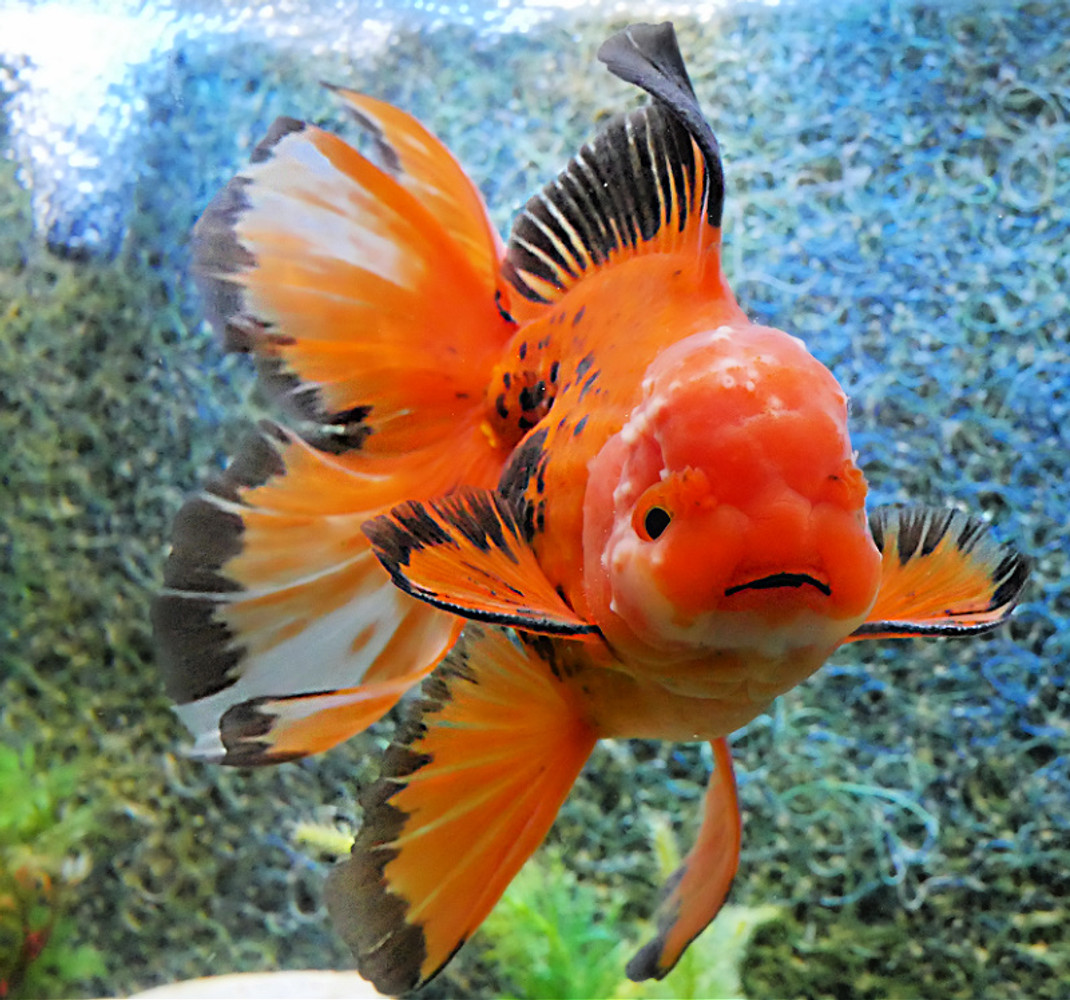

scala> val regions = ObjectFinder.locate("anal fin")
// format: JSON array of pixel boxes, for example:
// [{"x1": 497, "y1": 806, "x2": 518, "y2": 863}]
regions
[
  {"x1": 849, "y1": 506, "x2": 1031, "y2": 640},
  {"x1": 325, "y1": 625, "x2": 598, "y2": 995},
  {"x1": 626, "y1": 737, "x2": 741, "y2": 981}
]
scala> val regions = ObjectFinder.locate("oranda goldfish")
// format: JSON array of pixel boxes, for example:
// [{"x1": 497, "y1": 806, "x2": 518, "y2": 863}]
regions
[{"x1": 154, "y1": 21, "x2": 1031, "y2": 996}]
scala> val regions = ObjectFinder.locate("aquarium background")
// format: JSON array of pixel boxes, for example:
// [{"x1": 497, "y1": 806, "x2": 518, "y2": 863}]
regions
[{"x1": 0, "y1": 0, "x2": 1066, "y2": 996}]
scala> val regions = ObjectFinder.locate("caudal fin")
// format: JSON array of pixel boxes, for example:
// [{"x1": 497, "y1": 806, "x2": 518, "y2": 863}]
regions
[
  {"x1": 156, "y1": 91, "x2": 516, "y2": 762},
  {"x1": 325, "y1": 625, "x2": 598, "y2": 994},
  {"x1": 192, "y1": 88, "x2": 515, "y2": 452}
]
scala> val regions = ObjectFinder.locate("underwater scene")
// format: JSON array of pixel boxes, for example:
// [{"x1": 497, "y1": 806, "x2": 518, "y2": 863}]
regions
[{"x1": 0, "y1": 0, "x2": 1066, "y2": 997}]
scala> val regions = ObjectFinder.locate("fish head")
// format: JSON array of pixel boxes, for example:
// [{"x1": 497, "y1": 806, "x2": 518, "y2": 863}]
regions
[{"x1": 583, "y1": 324, "x2": 882, "y2": 662}]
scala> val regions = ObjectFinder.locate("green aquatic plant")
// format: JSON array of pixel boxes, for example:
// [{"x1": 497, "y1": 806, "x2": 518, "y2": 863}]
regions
[
  {"x1": 470, "y1": 816, "x2": 781, "y2": 1000},
  {"x1": 0, "y1": 745, "x2": 106, "y2": 998},
  {"x1": 623, "y1": 816, "x2": 781, "y2": 1000},
  {"x1": 480, "y1": 850, "x2": 630, "y2": 1000}
]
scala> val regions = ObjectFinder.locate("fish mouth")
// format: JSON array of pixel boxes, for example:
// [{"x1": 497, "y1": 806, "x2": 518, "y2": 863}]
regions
[{"x1": 724, "y1": 572, "x2": 832, "y2": 598}]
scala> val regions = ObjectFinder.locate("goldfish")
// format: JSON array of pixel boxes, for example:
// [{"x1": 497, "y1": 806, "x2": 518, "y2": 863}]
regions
[{"x1": 154, "y1": 21, "x2": 1031, "y2": 996}]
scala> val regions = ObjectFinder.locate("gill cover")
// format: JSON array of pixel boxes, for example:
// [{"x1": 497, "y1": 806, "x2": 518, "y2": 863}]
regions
[{"x1": 583, "y1": 324, "x2": 883, "y2": 659}]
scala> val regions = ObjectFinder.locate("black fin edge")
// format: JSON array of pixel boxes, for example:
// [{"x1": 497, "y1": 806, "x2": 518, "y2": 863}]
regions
[
  {"x1": 851, "y1": 505, "x2": 1032, "y2": 639},
  {"x1": 363, "y1": 492, "x2": 601, "y2": 636}
]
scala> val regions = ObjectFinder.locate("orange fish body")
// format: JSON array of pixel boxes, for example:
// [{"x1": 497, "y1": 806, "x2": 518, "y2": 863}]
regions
[{"x1": 156, "y1": 22, "x2": 1030, "y2": 995}]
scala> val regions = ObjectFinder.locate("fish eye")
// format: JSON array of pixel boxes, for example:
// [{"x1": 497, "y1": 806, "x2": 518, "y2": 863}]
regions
[{"x1": 642, "y1": 506, "x2": 672, "y2": 540}]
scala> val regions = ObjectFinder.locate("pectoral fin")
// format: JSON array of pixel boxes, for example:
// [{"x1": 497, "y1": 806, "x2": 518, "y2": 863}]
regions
[
  {"x1": 627, "y1": 737, "x2": 741, "y2": 981},
  {"x1": 850, "y1": 506, "x2": 1030, "y2": 640},
  {"x1": 364, "y1": 487, "x2": 598, "y2": 636}
]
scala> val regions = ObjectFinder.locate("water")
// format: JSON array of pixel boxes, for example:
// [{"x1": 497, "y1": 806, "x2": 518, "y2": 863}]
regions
[{"x1": 1, "y1": 1, "x2": 1066, "y2": 996}]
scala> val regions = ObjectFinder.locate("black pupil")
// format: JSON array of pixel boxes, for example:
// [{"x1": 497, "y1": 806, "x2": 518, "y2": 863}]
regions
[{"x1": 644, "y1": 506, "x2": 671, "y2": 540}]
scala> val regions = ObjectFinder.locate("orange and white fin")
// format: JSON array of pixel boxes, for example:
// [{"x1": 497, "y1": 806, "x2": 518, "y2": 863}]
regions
[
  {"x1": 848, "y1": 506, "x2": 1031, "y2": 641},
  {"x1": 626, "y1": 738, "x2": 741, "y2": 981},
  {"x1": 325, "y1": 624, "x2": 598, "y2": 995},
  {"x1": 191, "y1": 91, "x2": 514, "y2": 454},
  {"x1": 159, "y1": 88, "x2": 520, "y2": 762},
  {"x1": 364, "y1": 488, "x2": 598, "y2": 636},
  {"x1": 153, "y1": 422, "x2": 472, "y2": 765},
  {"x1": 502, "y1": 22, "x2": 725, "y2": 317},
  {"x1": 206, "y1": 682, "x2": 422, "y2": 766}
]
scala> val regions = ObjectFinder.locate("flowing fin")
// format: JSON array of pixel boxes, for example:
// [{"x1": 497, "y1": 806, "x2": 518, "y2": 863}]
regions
[
  {"x1": 327, "y1": 87, "x2": 504, "y2": 297},
  {"x1": 160, "y1": 88, "x2": 518, "y2": 761},
  {"x1": 627, "y1": 738, "x2": 741, "y2": 981},
  {"x1": 364, "y1": 488, "x2": 598, "y2": 635},
  {"x1": 503, "y1": 22, "x2": 723, "y2": 309},
  {"x1": 208, "y1": 681, "x2": 427, "y2": 765},
  {"x1": 153, "y1": 422, "x2": 500, "y2": 765},
  {"x1": 848, "y1": 506, "x2": 1031, "y2": 641},
  {"x1": 325, "y1": 625, "x2": 598, "y2": 995},
  {"x1": 192, "y1": 90, "x2": 514, "y2": 453}
]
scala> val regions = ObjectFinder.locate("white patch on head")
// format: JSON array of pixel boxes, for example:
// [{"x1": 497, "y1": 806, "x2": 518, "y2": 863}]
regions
[
  {"x1": 619, "y1": 390, "x2": 668, "y2": 447},
  {"x1": 611, "y1": 478, "x2": 638, "y2": 509}
]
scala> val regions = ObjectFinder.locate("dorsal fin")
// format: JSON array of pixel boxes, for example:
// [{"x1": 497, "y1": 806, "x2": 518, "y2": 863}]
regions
[
  {"x1": 503, "y1": 22, "x2": 724, "y2": 306},
  {"x1": 597, "y1": 21, "x2": 724, "y2": 226}
]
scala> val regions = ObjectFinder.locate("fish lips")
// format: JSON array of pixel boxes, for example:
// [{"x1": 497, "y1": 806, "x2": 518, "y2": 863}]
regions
[{"x1": 724, "y1": 570, "x2": 832, "y2": 598}]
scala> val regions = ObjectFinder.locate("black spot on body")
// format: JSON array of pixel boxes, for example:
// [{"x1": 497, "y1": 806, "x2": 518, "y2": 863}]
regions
[
  {"x1": 499, "y1": 428, "x2": 549, "y2": 504},
  {"x1": 519, "y1": 385, "x2": 538, "y2": 412},
  {"x1": 572, "y1": 306, "x2": 586, "y2": 327},
  {"x1": 573, "y1": 415, "x2": 589, "y2": 437},
  {"x1": 495, "y1": 288, "x2": 516, "y2": 324}
]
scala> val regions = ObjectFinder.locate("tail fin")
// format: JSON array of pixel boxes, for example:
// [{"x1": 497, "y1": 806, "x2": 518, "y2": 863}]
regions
[
  {"x1": 325, "y1": 625, "x2": 598, "y2": 995},
  {"x1": 192, "y1": 90, "x2": 515, "y2": 452},
  {"x1": 156, "y1": 92, "x2": 516, "y2": 762}
]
